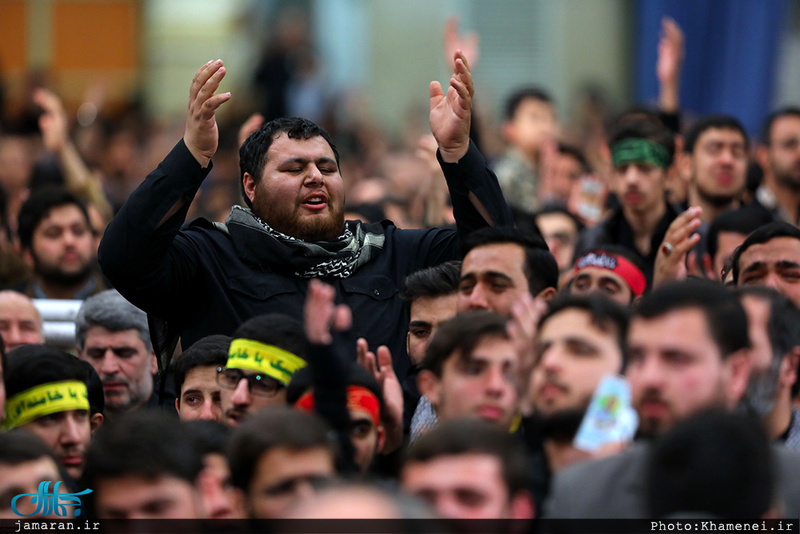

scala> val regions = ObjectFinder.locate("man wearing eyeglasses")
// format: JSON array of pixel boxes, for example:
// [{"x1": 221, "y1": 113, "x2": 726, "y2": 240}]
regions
[
  {"x1": 217, "y1": 314, "x2": 309, "y2": 427},
  {"x1": 756, "y1": 107, "x2": 800, "y2": 225}
]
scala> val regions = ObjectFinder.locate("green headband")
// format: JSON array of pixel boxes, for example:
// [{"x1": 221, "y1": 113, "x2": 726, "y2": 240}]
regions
[{"x1": 611, "y1": 138, "x2": 670, "y2": 169}]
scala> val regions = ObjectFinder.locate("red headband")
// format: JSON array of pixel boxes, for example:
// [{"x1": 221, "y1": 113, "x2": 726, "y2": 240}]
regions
[
  {"x1": 574, "y1": 251, "x2": 647, "y2": 297},
  {"x1": 295, "y1": 386, "x2": 381, "y2": 426}
]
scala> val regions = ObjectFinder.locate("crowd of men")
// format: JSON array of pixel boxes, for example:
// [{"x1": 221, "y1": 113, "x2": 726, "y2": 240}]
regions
[{"x1": 2, "y1": 16, "x2": 800, "y2": 528}]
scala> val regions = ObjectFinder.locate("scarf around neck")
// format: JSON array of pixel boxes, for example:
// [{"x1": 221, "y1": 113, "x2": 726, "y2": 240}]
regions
[{"x1": 225, "y1": 206, "x2": 385, "y2": 278}]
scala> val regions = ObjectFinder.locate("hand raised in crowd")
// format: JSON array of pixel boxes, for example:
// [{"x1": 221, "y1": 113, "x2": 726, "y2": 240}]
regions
[
  {"x1": 656, "y1": 17, "x2": 684, "y2": 113},
  {"x1": 443, "y1": 16, "x2": 479, "y2": 71},
  {"x1": 653, "y1": 207, "x2": 712, "y2": 288},
  {"x1": 238, "y1": 112, "x2": 265, "y2": 148},
  {"x1": 356, "y1": 338, "x2": 404, "y2": 453},
  {"x1": 34, "y1": 88, "x2": 70, "y2": 153},
  {"x1": 304, "y1": 279, "x2": 352, "y2": 345},
  {"x1": 185, "y1": 60, "x2": 231, "y2": 168},
  {"x1": 430, "y1": 49, "x2": 474, "y2": 163}
]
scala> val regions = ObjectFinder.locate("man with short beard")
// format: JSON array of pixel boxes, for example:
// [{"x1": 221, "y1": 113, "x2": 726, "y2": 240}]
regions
[
  {"x1": 15, "y1": 187, "x2": 105, "y2": 300},
  {"x1": 756, "y1": 107, "x2": 800, "y2": 225},
  {"x1": 98, "y1": 54, "x2": 512, "y2": 386},
  {"x1": 75, "y1": 290, "x2": 159, "y2": 417}
]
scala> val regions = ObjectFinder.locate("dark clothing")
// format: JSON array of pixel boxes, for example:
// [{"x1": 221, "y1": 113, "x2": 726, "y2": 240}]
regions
[
  {"x1": 574, "y1": 203, "x2": 681, "y2": 289},
  {"x1": 99, "y1": 140, "x2": 511, "y2": 381}
]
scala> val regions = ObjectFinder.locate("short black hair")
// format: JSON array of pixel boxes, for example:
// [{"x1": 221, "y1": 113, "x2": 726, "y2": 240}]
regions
[
  {"x1": 707, "y1": 206, "x2": 774, "y2": 273},
  {"x1": 557, "y1": 143, "x2": 591, "y2": 174},
  {"x1": 461, "y1": 226, "x2": 558, "y2": 295},
  {"x1": 504, "y1": 87, "x2": 553, "y2": 121},
  {"x1": 400, "y1": 261, "x2": 461, "y2": 302},
  {"x1": 760, "y1": 107, "x2": 800, "y2": 145},
  {"x1": 238, "y1": 117, "x2": 340, "y2": 210},
  {"x1": 421, "y1": 310, "x2": 509, "y2": 377},
  {"x1": 538, "y1": 294, "x2": 629, "y2": 371},
  {"x1": 227, "y1": 407, "x2": 334, "y2": 491},
  {"x1": 172, "y1": 334, "x2": 231, "y2": 395},
  {"x1": 0, "y1": 429, "x2": 63, "y2": 467},
  {"x1": 633, "y1": 280, "x2": 749, "y2": 358},
  {"x1": 6, "y1": 345, "x2": 103, "y2": 416},
  {"x1": 404, "y1": 418, "x2": 531, "y2": 497},
  {"x1": 731, "y1": 221, "x2": 800, "y2": 284},
  {"x1": 184, "y1": 419, "x2": 232, "y2": 457},
  {"x1": 17, "y1": 186, "x2": 92, "y2": 251},
  {"x1": 683, "y1": 115, "x2": 749, "y2": 154},
  {"x1": 83, "y1": 411, "x2": 204, "y2": 488},
  {"x1": 232, "y1": 313, "x2": 308, "y2": 360},
  {"x1": 646, "y1": 411, "x2": 773, "y2": 519},
  {"x1": 608, "y1": 117, "x2": 675, "y2": 168},
  {"x1": 534, "y1": 206, "x2": 585, "y2": 234}
]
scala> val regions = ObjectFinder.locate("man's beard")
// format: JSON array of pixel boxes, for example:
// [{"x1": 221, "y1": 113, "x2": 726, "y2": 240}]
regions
[
  {"x1": 34, "y1": 255, "x2": 93, "y2": 287},
  {"x1": 538, "y1": 407, "x2": 587, "y2": 443},
  {"x1": 253, "y1": 197, "x2": 345, "y2": 242},
  {"x1": 776, "y1": 169, "x2": 800, "y2": 192},
  {"x1": 742, "y1": 358, "x2": 781, "y2": 418},
  {"x1": 696, "y1": 181, "x2": 738, "y2": 208}
]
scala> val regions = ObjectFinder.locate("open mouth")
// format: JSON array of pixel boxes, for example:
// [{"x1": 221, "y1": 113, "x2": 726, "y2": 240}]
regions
[{"x1": 302, "y1": 194, "x2": 328, "y2": 211}]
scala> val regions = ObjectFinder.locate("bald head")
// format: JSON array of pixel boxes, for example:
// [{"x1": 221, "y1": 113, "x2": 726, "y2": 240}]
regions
[{"x1": 0, "y1": 291, "x2": 43, "y2": 352}]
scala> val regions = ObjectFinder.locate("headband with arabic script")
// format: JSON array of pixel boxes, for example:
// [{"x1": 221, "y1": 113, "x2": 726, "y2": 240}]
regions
[
  {"x1": 611, "y1": 138, "x2": 670, "y2": 170},
  {"x1": 574, "y1": 251, "x2": 647, "y2": 297},
  {"x1": 3, "y1": 380, "x2": 89, "y2": 430},
  {"x1": 295, "y1": 386, "x2": 381, "y2": 427},
  {"x1": 226, "y1": 339, "x2": 307, "y2": 386}
]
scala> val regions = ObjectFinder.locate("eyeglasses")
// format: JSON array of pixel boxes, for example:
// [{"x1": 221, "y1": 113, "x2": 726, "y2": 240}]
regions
[{"x1": 216, "y1": 367, "x2": 284, "y2": 398}]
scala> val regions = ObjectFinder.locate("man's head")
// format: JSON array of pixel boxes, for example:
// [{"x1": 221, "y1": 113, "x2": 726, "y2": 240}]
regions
[
  {"x1": 17, "y1": 187, "x2": 95, "y2": 289},
  {"x1": 608, "y1": 118, "x2": 674, "y2": 215},
  {"x1": 735, "y1": 287, "x2": 800, "y2": 422},
  {"x1": 227, "y1": 408, "x2": 336, "y2": 519},
  {"x1": 502, "y1": 87, "x2": 557, "y2": 158},
  {"x1": 0, "y1": 431, "x2": 69, "y2": 518},
  {"x1": 758, "y1": 107, "x2": 800, "y2": 191},
  {"x1": 683, "y1": 115, "x2": 749, "y2": 207},
  {"x1": 707, "y1": 206, "x2": 774, "y2": 281},
  {"x1": 83, "y1": 411, "x2": 205, "y2": 519},
  {"x1": 172, "y1": 335, "x2": 231, "y2": 423},
  {"x1": 219, "y1": 314, "x2": 308, "y2": 427},
  {"x1": 4, "y1": 345, "x2": 104, "y2": 480},
  {"x1": 732, "y1": 221, "x2": 800, "y2": 307},
  {"x1": 76, "y1": 290, "x2": 156, "y2": 415},
  {"x1": 288, "y1": 363, "x2": 385, "y2": 473},
  {"x1": 400, "y1": 261, "x2": 460, "y2": 366},
  {"x1": 239, "y1": 117, "x2": 344, "y2": 242},
  {"x1": 459, "y1": 226, "x2": 558, "y2": 314},
  {"x1": 184, "y1": 420, "x2": 243, "y2": 519},
  {"x1": 401, "y1": 418, "x2": 534, "y2": 520},
  {"x1": 567, "y1": 246, "x2": 647, "y2": 306},
  {"x1": 530, "y1": 295, "x2": 628, "y2": 441},
  {"x1": 534, "y1": 207, "x2": 583, "y2": 273},
  {"x1": 546, "y1": 144, "x2": 591, "y2": 204},
  {"x1": 0, "y1": 290, "x2": 43, "y2": 351},
  {"x1": 418, "y1": 311, "x2": 521, "y2": 429},
  {"x1": 626, "y1": 280, "x2": 750, "y2": 438}
]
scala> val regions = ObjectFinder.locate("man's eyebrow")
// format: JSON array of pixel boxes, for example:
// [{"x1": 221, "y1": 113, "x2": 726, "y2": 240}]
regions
[
  {"x1": 600, "y1": 276, "x2": 622, "y2": 290},
  {"x1": 776, "y1": 260, "x2": 800, "y2": 270},
  {"x1": 484, "y1": 271, "x2": 514, "y2": 283},
  {"x1": 182, "y1": 388, "x2": 203, "y2": 396},
  {"x1": 741, "y1": 261, "x2": 766, "y2": 275},
  {"x1": 409, "y1": 320, "x2": 432, "y2": 329}
]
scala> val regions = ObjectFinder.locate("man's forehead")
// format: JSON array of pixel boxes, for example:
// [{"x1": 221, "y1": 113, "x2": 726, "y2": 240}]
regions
[
  {"x1": 0, "y1": 292, "x2": 40, "y2": 320},
  {"x1": 576, "y1": 266, "x2": 627, "y2": 288},
  {"x1": 629, "y1": 308, "x2": 714, "y2": 347},
  {"x1": 39, "y1": 204, "x2": 87, "y2": 226},
  {"x1": 463, "y1": 243, "x2": 526, "y2": 273},
  {"x1": 85, "y1": 327, "x2": 146, "y2": 348},
  {"x1": 183, "y1": 365, "x2": 219, "y2": 387},
  {"x1": 740, "y1": 237, "x2": 800, "y2": 267},
  {"x1": 696, "y1": 127, "x2": 746, "y2": 146},
  {"x1": 267, "y1": 133, "x2": 336, "y2": 160}
]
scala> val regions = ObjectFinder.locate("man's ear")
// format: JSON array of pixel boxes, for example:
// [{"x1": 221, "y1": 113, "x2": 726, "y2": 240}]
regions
[
  {"x1": 755, "y1": 145, "x2": 770, "y2": 173},
  {"x1": 175, "y1": 398, "x2": 181, "y2": 416},
  {"x1": 725, "y1": 348, "x2": 752, "y2": 408},
  {"x1": 243, "y1": 172, "x2": 257, "y2": 205},
  {"x1": 22, "y1": 248, "x2": 34, "y2": 268},
  {"x1": 150, "y1": 351, "x2": 158, "y2": 376},
  {"x1": 780, "y1": 347, "x2": 800, "y2": 389},
  {"x1": 536, "y1": 287, "x2": 557, "y2": 302},
  {"x1": 90, "y1": 413, "x2": 104, "y2": 434},
  {"x1": 417, "y1": 370, "x2": 441, "y2": 408},
  {"x1": 375, "y1": 425, "x2": 386, "y2": 455}
]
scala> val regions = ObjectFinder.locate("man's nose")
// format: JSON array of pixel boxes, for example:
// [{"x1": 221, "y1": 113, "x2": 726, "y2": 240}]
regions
[
  {"x1": 198, "y1": 399, "x2": 217, "y2": 421},
  {"x1": 100, "y1": 351, "x2": 120, "y2": 374},
  {"x1": 60, "y1": 414, "x2": 82, "y2": 446},
  {"x1": 231, "y1": 378, "x2": 251, "y2": 407},
  {"x1": 467, "y1": 284, "x2": 489, "y2": 310}
]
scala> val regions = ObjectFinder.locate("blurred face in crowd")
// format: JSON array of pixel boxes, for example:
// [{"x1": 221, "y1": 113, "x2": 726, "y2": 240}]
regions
[
  {"x1": 458, "y1": 243, "x2": 530, "y2": 315},
  {"x1": 504, "y1": 98, "x2": 557, "y2": 157},
  {"x1": 736, "y1": 237, "x2": 800, "y2": 308},
  {"x1": 402, "y1": 453, "x2": 530, "y2": 519},
  {"x1": 531, "y1": 308, "x2": 624, "y2": 425},
  {"x1": 763, "y1": 115, "x2": 800, "y2": 190},
  {"x1": 613, "y1": 161, "x2": 666, "y2": 216},
  {"x1": 407, "y1": 294, "x2": 458, "y2": 366},
  {"x1": 0, "y1": 291, "x2": 42, "y2": 352},
  {"x1": 25, "y1": 204, "x2": 95, "y2": 287},
  {"x1": 94, "y1": 475, "x2": 203, "y2": 519},
  {"x1": 535, "y1": 212, "x2": 579, "y2": 272},
  {"x1": 712, "y1": 231, "x2": 747, "y2": 282},
  {"x1": 176, "y1": 366, "x2": 223, "y2": 423},
  {"x1": 0, "y1": 456, "x2": 63, "y2": 519},
  {"x1": 79, "y1": 326, "x2": 156, "y2": 414},
  {"x1": 244, "y1": 446, "x2": 335, "y2": 519},
  {"x1": 626, "y1": 308, "x2": 749, "y2": 437},
  {"x1": 690, "y1": 127, "x2": 748, "y2": 205},
  {"x1": 21, "y1": 409, "x2": 101, "y2": 480},
  {"x1": 244, "y1": 134, "x2": 345, "y2": 242},
  {"x1": 569, "y1": 267, "x2": 634, "y2": 306},
  {"x1": 420, "y1": 334, "x2": 521, "y2": 429},
  {"x1": 198, "y1": 452, "x2": 243, "y2": 519}
]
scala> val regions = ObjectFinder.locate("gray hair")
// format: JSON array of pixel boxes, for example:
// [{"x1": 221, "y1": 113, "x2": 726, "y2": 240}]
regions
[{"x1": 75, "y1": 290, "x2": 151, "y2": 351}]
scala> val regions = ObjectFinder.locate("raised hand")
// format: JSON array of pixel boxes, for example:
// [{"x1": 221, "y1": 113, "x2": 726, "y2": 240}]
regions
[
  {"x1": 653, "y1": 206, "x2": 703, "y2": 289},
  {"x1": 185, "y1": 60, "x2": 231, "y2": 168},
  {"x1": 304, "y1": 279, "x2": 352, "y2": 345},
  {"x1": 443, "y1": 16, "x2": 479, "y2": 71},
  {"x1": 356, "y1": 338, "x2": 404, "y2": 453},
  {"x1": 656, "y1": 17, "x2": 684, "y2": 113},
  {"x1": 430, "y1": 50, "x2": 473, "y2": 163},
  {"x1": 238, "y1": 112, "x2": 264, "y2": 148},
  {"x1": 34, "y1": 88, "x2": 69, "y2": 153}
]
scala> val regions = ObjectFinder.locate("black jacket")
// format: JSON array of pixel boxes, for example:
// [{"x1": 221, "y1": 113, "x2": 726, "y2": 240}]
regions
[{"x1": 99, "y1": 140, "x2": 511, "y2": 380}]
